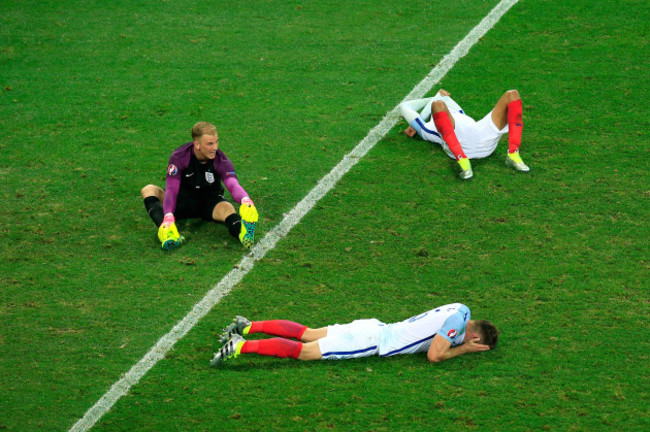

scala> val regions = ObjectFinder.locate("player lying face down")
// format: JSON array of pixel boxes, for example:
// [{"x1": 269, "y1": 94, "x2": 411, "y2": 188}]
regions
[{"x1": 211, "y1": 303, "x2": 499, "y2": 366}]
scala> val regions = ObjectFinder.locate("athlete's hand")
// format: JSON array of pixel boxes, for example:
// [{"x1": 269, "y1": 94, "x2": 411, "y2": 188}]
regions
[
  {"x1": 404, "y1": 126, "x2": 417, "y2": 137},
  {"x1": 463, "y1": 337, "x2": 490, "y2": 353},
  {"x1": 240, "y1": 197, "x2": 258, "y2": 223},
  {"x1": 161, "y1": 213, "x2": 175, "y2": 228},
  {"x1": 438, "y1": 89, "x2": 451, "y2": 97},
  {"x1": 157, "y1": 212, "x2": 184, "y2": 250}
]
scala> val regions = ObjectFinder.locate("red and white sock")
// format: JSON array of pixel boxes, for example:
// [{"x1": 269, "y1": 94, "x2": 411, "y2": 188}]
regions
[
  {"x1": 433, "y1": 111, "x2": 467, "y2": 161},
  {"x1": 241, "y1": 338, "x2": 303, "y2": 359},
  {"x1": 507, "y1": 99, "x2": 523, "y2": 154},
  {"x1": 248, "y1": 320, "x2": 307, "y2": 340}
]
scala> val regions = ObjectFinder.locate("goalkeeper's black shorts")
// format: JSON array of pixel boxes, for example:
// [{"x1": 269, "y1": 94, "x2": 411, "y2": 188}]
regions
[{"x1": 174, "y1": 187, "x2": 229, "y2": 221}]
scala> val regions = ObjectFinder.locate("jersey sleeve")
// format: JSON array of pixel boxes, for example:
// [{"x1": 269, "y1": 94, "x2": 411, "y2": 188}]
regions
[
  {"x1": 440, "y1": 95, "x2": 464, "y2": 114},
  {"x1": 162, "y1": 157, "x2": 183, "y2": 214},
  {"x1": 222, "y1": 176, "x2": 248, "y2": 204},
  {"x1": 216, "y1": 151, "x2": 249, "y2": 204},
  {"x1": 436, "y1": 312, "x2": 466, "y2": 344}
]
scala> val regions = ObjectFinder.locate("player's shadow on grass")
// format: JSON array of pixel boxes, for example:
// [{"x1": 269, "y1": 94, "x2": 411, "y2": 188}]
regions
[
  {"x1": 212, "y1": 353, "x2": 489, "y2": 373},
  {"x1": 214, "y1": 356, "x2": 390, "y2": 373},
  {"x1": 174, "y1": 219, "x2": 240, "y2": 246},
  {"x1": 175, "y1": 218, "x2": 221, "y2": 233}
]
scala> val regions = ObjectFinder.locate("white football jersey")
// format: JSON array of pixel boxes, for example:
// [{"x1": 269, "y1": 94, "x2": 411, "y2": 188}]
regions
[{"x1": 378, "y1": 303, "x2": 470, "y2": 357}]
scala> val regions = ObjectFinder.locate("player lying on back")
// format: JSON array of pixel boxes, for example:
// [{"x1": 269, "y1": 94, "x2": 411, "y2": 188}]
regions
[
  {"x1": 141, "y1": 121, "x2": 258, "y2": 250},
  {"x1": 399, "y1": 89, "x2": 530, "y2": 180},
  {"x1": 211, "y1": 303, "x2": 498, "y2": 366}
]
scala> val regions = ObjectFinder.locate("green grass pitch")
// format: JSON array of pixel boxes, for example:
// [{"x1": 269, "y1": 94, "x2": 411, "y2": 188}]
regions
[{"x1": 1, "y1": 0, "x2": 648, "y2": 430}]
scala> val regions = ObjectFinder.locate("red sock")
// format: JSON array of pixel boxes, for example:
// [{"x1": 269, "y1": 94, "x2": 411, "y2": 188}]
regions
[
  {"x1": 433, "y1": 111, "x2": 467, "y2": 160},
  {"x1": 507, "y1": 99, "x2": 523, "y2": 153},
  {"x1": 249, "y1": 320, "x2": 307, "y2": 339},
  {"x1": 241, "y1": 338, "x2": 303, "y2": 359}
]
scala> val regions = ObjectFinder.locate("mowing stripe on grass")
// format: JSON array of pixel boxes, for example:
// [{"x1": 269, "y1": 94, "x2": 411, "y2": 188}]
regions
[{"x1": 69, "y1": 1, "x2": 518, "y2": 430}]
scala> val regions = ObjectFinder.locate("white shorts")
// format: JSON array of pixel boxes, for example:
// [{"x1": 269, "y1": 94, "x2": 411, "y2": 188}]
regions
[
  {"x1": 421, "y1": 110, "x2": 508, "y2": 159},
  {"x1": 318, "y1": 319, "x2": 385, "y2": 360}
]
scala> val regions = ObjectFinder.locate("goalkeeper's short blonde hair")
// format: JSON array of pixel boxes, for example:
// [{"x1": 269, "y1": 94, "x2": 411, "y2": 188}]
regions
[{"x1": 191, "y1": 122, "x2": 217, "y2": 140}]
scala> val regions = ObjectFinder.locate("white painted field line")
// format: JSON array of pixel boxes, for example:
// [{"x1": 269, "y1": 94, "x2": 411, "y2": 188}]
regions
[{"x1": 69, "y1": 1, "x2": 518, "y2": 430}]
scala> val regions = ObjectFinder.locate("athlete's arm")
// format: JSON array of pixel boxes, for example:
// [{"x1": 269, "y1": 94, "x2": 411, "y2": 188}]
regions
[
  {"x1": 222, "y1": 176, "x2": 258, "y2": 222},
  {"x1": 162, "y1": 175, "x2": 181, "y2": 215},
  {"x1": 216, "y1": 153, "x2": 249, "y2": 204},
  {"x1": 222, "y1": 176, "x2": 248, "y2": 204},
  {"x1": 427, "y1": 311, "x2": 489, "y2": 362},
  {"x1": 399, "y1": 100, "x2": 429, "y2": 139},
  {"x1": 427, "y1": 334, "x2": 489, "y2": 363}
]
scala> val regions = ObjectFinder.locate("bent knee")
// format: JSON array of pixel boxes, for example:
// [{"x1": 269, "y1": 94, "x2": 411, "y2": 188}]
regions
[
  {"x1": 431, "y1": 100, "x2": 448, "y2": 112},
  {"x1": 141, "y1": 184, "x2": 162, "y2": 199},
  {"x1": 505, "y1": 89, "x2": 521, "y2": 102}
]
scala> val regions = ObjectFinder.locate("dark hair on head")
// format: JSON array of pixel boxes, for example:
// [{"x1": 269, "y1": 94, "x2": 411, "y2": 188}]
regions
[{"x1": 475, "y1": 320, "x2": 499, "y2": 349}]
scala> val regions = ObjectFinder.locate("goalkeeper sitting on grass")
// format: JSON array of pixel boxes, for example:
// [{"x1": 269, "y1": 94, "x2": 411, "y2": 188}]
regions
[
  {"x1": 141, "y1": 121, "x2": 258, "y2": 251},
  {"x1": 211, "y1": 303, "x2": 498, "y2": 366}
]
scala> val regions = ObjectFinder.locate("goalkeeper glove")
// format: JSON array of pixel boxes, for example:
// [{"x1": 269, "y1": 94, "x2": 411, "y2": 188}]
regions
[
  {"x1": 158, "y1": 213, "x2": 185, "y2": 250},
  {"x1": 161, "y1": 213, "x2": 175, "y2": 228},
  {"x1": 239, "y1": 197, "x2": 258, "y2": 223}
]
